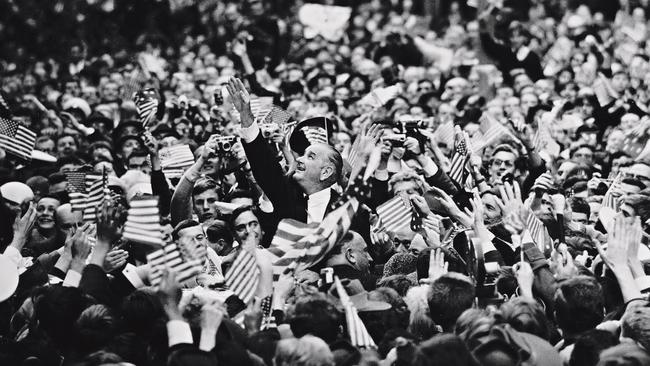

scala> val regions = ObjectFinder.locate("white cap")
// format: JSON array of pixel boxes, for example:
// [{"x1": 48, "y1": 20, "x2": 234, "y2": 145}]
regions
[
  {"x1": 0, "y1": 182, "x2": 34, "y2": 205},
  {"x1": 62, "y1": 97, "x2": 91, "y2": 118}
]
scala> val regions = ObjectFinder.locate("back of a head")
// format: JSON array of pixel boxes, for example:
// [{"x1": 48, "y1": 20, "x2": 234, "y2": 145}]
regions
[
  {"x1": 621, "y1": 306, "x2": 650, "y2": 351},
  {"x1": 569, "y1": 329, "x2": 619, "y2": 366},
  {"x1": 498, "y1": 298, "x2": 550, "y2": 341},
  {"x1": 35, "y1": 286, "x2": 88, "y2": 345},
  {"x1": 287, "y1": 295, "x2": 342, "y2": 344},
  {"x1": 554, "y1": 276, "x2": 604, "y2": 335},
  {"x1": 274, "y1": 335, "x2": 334, "y2": 366},
  {"x1": 427, "y1": 273, "x2": 475, "y2": 332},
  {"x1": 596, "y1": 343, "x2": 650, "y2": 366},
  {"x1": 75, "y1": 304, "x2": 118, "y2": 356},
  {"x1": 121, "y1": 290, "x2": 166, "y2": 336},
  {"x1": 413, "y1": 333, "x2": 478, "y2": 366}
]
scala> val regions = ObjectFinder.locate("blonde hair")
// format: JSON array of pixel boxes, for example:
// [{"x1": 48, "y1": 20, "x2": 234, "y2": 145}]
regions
[{"x1": 274, "y1": 335, "x2": 334, "y2": 366}]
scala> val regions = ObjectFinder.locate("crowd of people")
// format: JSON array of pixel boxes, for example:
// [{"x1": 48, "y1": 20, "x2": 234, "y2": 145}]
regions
[{"x1": 2, "y1": 0, "x2": 650, "y2": 365}]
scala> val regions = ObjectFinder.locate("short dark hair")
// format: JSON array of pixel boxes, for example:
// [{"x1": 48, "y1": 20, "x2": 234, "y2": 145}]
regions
[
  {"x1": 554, "y1": 276, "x2": 604, "y2": 335},
  {"x1": 413, "y1": 334, "x2": 478, "y2": 366},
  {"x1": 427, "y1": 273, "x2": 475, "y2": 332},
  {"x1": 192, "y1": 177, "x2": 220, "y2": 198},
  {"x1": 287, "y1": 295, "x2": 342, "y2": 344},
  {"x1": 569, "y1": 197, "x2": 590, "y2": 217},
  {"x1": 497, "y1": 297, "x2": 551, "y2": 341},
  {"x1": 569, "y1": 329, "x2": 619, "y2": 366},
  {"x1": 172, "y1": 219, "x2": 201, "y2": 240},
  {"x1": 48, "y1": 172, "x2": 67, "y2": 186},
  {"x1": 227, "y1": 189, "x2": 255, "y2": 203},
  {"x1": 229, "y1": 205, "x2": 259, "y2": 231},
  {"x1": 623, "y1": 194, "x2": 650, "y2": 223},
  {"x1": 206, "y1": 220, "x2": 233, "y2": 244},
  {"x1": 127, "y1": 149, "x2": 149, "y2": 162}
]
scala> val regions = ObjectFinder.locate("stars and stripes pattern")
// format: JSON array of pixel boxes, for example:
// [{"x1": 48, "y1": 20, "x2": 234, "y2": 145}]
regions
[
  {"x1": 121, "y1": 68, "x2": 147, "y2": 100},
  {"x1": 159, "y1": 144, "x2": 195, "y2": 179},
  {"x1": 358, "y1": 84, "x2": 402, "y2": 108},
  {"x1": 301, "y1": 126, "x2": 328, "y2": 145},
  {"x1": 471, "y1": 113, "x2": 511, "y2": 152},
  {"x1": 267, "y1": 199, "x2": 358, "y2": 279},
  {"x1": 525, "y1": 210, "x2": 552, "y2": 253},
  {"x1": 122, "y1": 196, "x2": 164, "y2": 247},
  {"x1": 146, "y1": 243, "x2": 203, "y2": 288},
  {"x1": 334, "y1": 276, "x2": 376, "y2": 348},
  {"x1": 224, "y1": 249, "x2": 260, "y2": 304},
  {"x1": 83, "y1": 173, "x2": 108, "y2": 223},
  {"x1": 233, "y1": 96, "x2": 274, "y2": 122},
  {"x1": 261, "y1": 105, "x2": 293, "y2": 126},
  {"x1": 0, "y1": 117, "x2": 36, "y2": 162},
  {"x1": 375, "y1": 195, "x2": 440, "y2": 234},
  {"x1": 66, "y1": 171, "x2": 106, "y2": 222},
  {"x1": 448, "y1": 131, "x2": 468, "y2": 185},
  {"x1": 133, "y1": 89, "x2": 158, "y2": 128},
  {"x1": 602, "y1": 173, "x2": 623, "y2": 210}
]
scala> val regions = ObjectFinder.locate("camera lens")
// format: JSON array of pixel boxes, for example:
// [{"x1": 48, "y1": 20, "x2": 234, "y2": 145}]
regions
[{"x1": 222, "y1": 142, "x2": 231, "y2": 151}]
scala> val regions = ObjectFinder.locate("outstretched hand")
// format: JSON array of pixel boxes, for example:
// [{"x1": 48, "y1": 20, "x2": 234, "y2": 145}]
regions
[{"x1": 226, "y1": 77, "x2": 253, "y2": 126}]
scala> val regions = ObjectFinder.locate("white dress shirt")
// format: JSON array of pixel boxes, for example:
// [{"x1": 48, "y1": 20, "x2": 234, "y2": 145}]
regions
[{"x1": 307, "y1": 188, "x2": 332, "y2": 224}]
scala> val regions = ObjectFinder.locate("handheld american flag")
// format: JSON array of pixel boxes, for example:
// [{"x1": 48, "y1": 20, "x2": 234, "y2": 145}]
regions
[
  {"x1": 121, "y1": 68, "x2": 148, "y2": 100},
  {"x1": 224, "y1": 249, "x2": 260, "y2": 304},
  {"x1": 334, "y1": 276, "x2": 376, "y2": 348},
  {"x1": 525, "y1": 209, "x2": 553, "y2": 253},
  {"x1": 133, "y1": 89, "x2": 158, "y2": 128},
  {"x1": 448, "y1": 130, "x2": 468, "y2": 185},
  {"x1": 471, "y1": 113, "x2": 512, "y2": 152},
  {"x1": 146, "y1": 243, "x2": 203, "y2": 288},
  {"x1": 159, "y1": 144, "x2": 195, "y2": 179},
  {"x1": 261, "y1": 105, "x2": 293, "y2": 126},
  {"x1": 375, "y1": 194, "x2": 440, "y2": 234},
  {"x1": 268, "y1": 173, "x2": 371, "y2": 278},
  {"x1": 123, "y1": 196, "x2": 164, "y2": 247},
  {"x1": 66, "y1": 170, "x2": 106, "y2": 222},
  {"x1": 83, "y1": 172, "x2": 108, "y2": 223},
  {"x1": 0, "y1": 117, "x2": 36, "y2": 162}
]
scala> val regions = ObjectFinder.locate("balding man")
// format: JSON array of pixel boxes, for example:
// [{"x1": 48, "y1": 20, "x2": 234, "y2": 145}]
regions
[
  {"x1": 56, "y1": 203, "x2": 83, "y2": 236},
  {"x1": 228, "y1": 78, "x2": 371, "y2": 243}
]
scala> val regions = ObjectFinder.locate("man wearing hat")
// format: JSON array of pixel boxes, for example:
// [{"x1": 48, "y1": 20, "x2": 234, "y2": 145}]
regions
[{"x1": 227, "y1": 78, "x2": 371, "y2": 242}]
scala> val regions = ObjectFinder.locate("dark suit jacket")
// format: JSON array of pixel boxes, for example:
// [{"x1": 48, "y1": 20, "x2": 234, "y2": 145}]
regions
[{"x1": 243, "y1": 133, "x2": 373, "y2": 252}]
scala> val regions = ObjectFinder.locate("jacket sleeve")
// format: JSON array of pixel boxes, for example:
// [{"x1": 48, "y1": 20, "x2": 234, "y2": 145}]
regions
[
  {"x1": 425, "y1": 168, "x2": 459, "y2": 196},
  {"x1": 170, "y1": 176, "x2": 194, "y2": 227},
  {"x1": 151, "y1": 170, "x2": 172, "y2": 217},
  {"x1": 242, "y1": 133, "x2": 294, "y2": 212}
]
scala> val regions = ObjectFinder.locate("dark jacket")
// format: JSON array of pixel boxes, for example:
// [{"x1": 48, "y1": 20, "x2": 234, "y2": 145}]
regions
[{"x1": 242, "y1": 133, "x2": 372, "y2": 246}]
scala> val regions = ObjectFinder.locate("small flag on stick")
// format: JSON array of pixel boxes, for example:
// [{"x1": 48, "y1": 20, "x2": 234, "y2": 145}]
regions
[
  {"x1": 224, "y1": 249, "x2": 260, "y2": 304},
  {"x1": 0, "y1": 117, "x2": 36, "y2": 162},
  {"x1": 123, "y1": 196, "x2": 164, "y2": 247},
  {"x1": 334, "y1": 276, "x2": 376, "y2": 348}
]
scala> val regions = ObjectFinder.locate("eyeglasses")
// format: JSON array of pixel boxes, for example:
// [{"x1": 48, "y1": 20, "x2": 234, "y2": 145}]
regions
[
  {"x1": 393, "y1": 238, "x2": 411, "y2": 248},
  {"x1": 492, "y1": 159, "x2": 514, "y2": 167}
]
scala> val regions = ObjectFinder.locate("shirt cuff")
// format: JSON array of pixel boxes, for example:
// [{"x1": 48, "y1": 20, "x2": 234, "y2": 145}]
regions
[
  {"x1": 122, "y1": 263, "x2": 146, "y2": 289},
  {"x1": 636, "y1": 276, "x2": 650, "y2": 293},
  {"x1": 167, "y1": 320, "x2": 193, "y2": 347},
  {"x1": 374, "y1": 169, "x2": 389, "y2": 181},
  {"x1": 240, "y1": 120, "x2": 260, "y2": 143},
  {"x1": 3, "y1": 246, "x2": 22, "y2": 267},
  {"x1": 63, "y1": 270, "x2": 82, "y2": 288}
]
